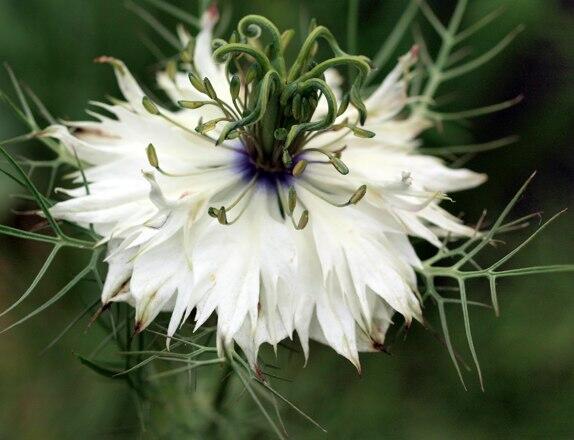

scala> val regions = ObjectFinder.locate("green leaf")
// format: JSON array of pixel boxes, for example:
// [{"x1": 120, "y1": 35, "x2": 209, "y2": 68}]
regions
[
  {"x1": 367, "y1": 0, "x2": 419, "y2": 84},
  {"x1": 140, "y1": 0, "x2": 200, "y2": 29},
  {"x1": 0, "y1": 251, "x2": 99, "y2": 335},
  {"x1": 0, "y1": 146, "x2": 62, "y2": 235},
  {"x1": 76, "y1": 354, "x2": 123, "y2": 379},
  {"x1": 457, "y1": 279, "x2": 484, "y2": 390},
  {"x1": 0, "y1": 245, "x2": 61, "y2": 318},
  {"x1": 40, "y1": 297, "x2": 100, "y2": 355},
  {"x1": 125, "y1": 0, "x2": 181, "y2": 49},
  {"x1": 0, "y1": 224, "x2": 60, "y2": 244}
]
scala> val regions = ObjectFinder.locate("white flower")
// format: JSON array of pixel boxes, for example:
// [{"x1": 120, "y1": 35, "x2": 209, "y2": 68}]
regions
[{"x1": 42, "y1": 9, "x2": 485, "y2": 370}]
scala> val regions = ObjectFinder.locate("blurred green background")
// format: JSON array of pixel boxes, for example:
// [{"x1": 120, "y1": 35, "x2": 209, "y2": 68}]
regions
[{"x1": 0, "y1": 0, "x2": 573, "y2": 438}]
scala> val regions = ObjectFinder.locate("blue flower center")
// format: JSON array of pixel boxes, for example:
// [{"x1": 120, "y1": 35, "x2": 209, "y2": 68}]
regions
[{"x1": 235, "y1": 147, "x2": 294, "y2": 190}]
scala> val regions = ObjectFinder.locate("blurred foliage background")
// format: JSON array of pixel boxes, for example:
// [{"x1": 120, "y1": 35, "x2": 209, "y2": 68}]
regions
[{"x1": 0, "y1": 0, "x2": 573, "y2": 438}]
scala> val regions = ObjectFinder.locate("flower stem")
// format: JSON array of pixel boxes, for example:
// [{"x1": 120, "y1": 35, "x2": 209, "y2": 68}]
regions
[
  {"x1": 207, "y1": 362, "x2": 234, "y2": 437},
  {"x1": 213, "y1": 363, "x2": 234, "y2": 411}
]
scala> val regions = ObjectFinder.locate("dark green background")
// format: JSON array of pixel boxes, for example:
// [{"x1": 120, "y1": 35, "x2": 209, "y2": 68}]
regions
[{"x1": 1, "y1": 0, "x2": 573, "y2": 438}]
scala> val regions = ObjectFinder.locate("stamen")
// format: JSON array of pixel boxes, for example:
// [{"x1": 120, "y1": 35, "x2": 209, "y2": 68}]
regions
[
  {"x1": 299, "y1": 181, "x2": 368, "y2": 208},
  {"x1": 349, "y1": 126, "x2": 376, "y2": 138},
  {"x1": 300, "y1": 148, "x2": 350, "y2": 175},
  {"x1": 188, "y1": 73, "x2": 206, "y2": 93},
  {"x1": 230, "y1": 74, "x2": 241, "y2": 100},
  {"x1": 141, "y1": 97, "x2": 240, "y2": 153},
  {"x1": 147, "y1": 14, "x2": 381, "y2": 231},
  {"x1": 165, "y1": 60, "x2": 177, "y2": 83},
  {"x1": 203, "y1": 77, "x2": 218, "y2": 100},
  {"x1": 278, "y1": 186, "x2": 309, "y2": 230},
  {"x1": 178, "y1": 100, "x2": 211, "y2": 109},
  {"x1": 207, "y1": 175, "x2": 259, "y2": 225},
  {"x1": 180, "y1": 40, "x2": 194, "y2": 63},
  {"x1": 195, "y1": 117, "x2": 228, "y2": 135},
  {"x1": 142, "y1": 96, "x2": 160, "y2": 115},
  {"x1": 288, "y1": 186, "x2": 297, "y2": 214},
  {"x1": 292, "y1": 160, "x2": 308, "y2": 177},
  {"x1": 146, "y1": 143, "x2": 235, "y2": 178},
  {"x1": 217, "y1": 206, "x2": 228, "y2": 225},
  {"x1": 349, "y1": 185, "x2": 368, "y2": 205},
  {"x1": 331, "y1": 157, "x2": 349, "y2": 175},
  {"x1": 185, "y1": 75, "x2": 241, "y2": 120},
  {"x1": 296, "y1": 209, "x2": 309, "y2": 230},
  {"x1": 146, "y1": 142, "x2": 159, "y2": 169}
]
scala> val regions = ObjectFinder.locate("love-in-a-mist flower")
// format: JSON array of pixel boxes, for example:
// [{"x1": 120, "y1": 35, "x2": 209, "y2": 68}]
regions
[{"x1": 42, "y1": 7, "x2": 485, "y2": 369}]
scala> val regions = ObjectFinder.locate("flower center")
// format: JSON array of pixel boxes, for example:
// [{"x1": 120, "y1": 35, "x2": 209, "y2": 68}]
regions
[
  {"x1": 235, "y1": 143, "x2": 294, "y2": 190},
  {"x1": 143, "y1": 14, "x2": 378, "y2": 229}
]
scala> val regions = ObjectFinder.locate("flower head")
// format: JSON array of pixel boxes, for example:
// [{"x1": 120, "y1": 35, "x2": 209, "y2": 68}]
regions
[{"x1": 42, "y1": 8, "x2": 485, "y2": 369}]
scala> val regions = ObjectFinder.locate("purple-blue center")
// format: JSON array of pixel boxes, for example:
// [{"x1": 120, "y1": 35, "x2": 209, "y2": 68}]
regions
[{"x1": 234, "y1": 147, "x2": 295, "y2": 190}]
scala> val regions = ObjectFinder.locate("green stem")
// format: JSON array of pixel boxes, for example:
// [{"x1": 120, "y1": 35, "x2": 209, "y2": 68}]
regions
[
  {"x1": 416, "y1": 0, "x2": 467, "y2": 115},
  {"x1": 207, "y1": 363, "x2": 234, "y2": 438},
  {"x1": 214, "y1": 363, "x2": 234, "y2": 412}
]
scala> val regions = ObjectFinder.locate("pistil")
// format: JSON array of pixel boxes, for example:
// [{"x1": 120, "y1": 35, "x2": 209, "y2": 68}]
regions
[{"x1": 143, "y1": 14, "x2": 393, "y2": 230}]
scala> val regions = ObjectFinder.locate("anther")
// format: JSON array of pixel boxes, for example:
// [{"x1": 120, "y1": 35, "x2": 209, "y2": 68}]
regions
[
  {"x1": 142, "y1": 96, "x2": 160, "y2": 115},
  {"x1": 178, "y1": 100, "x2": 209, "y2": 109},
  {"x1": 230, "y1": 74, "x2": 241, "y2": 100},
  {"x1": 195, "y1": 117, "x2": 227, "y2": 134},
  {"x1": 349, "y1": 185, "x2": 367, "y2": 205},
  {"x1": 146, "y1": 143, "x2": 159, "y2": 169},
  {"x1": 203, "y1": 78, "x2": 218, "y2": 100},
  {"x1": 166, "y1": 60, "x2": 177, "y2": 82},
  {"x1": 296, "y1": 210, "x2": 309, "y2": 230},
  {"x1": 288, "y1": 187, "x2": 297, "y2": 214},
  {"x1": 245, "y1": 64, "x2": 258, "y2": 84},
  {"x1": 188, "y1": 73, "x2": 206, "y2": 93},
  {"x1": 282, "y1": 149, "x2": 293, "y2": 166},
  {"x1": 292, "y1": 160, "x2": 307, "y2": 177},
  {"x1": 180, "y1": 40, "x2": 195, "y2": 63},
  {"x1": 208, "y1": 175, "x2": 258, "y2": 226},
  {"x1": 331, "y1": 157, "x2": 349, "y2": 175},
  {"x1": 217, "y1": 206, "x2": 228, "y2": 225},
  {"x1": 350, "y1": 126, "x2": 376, "y2": 138}
]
